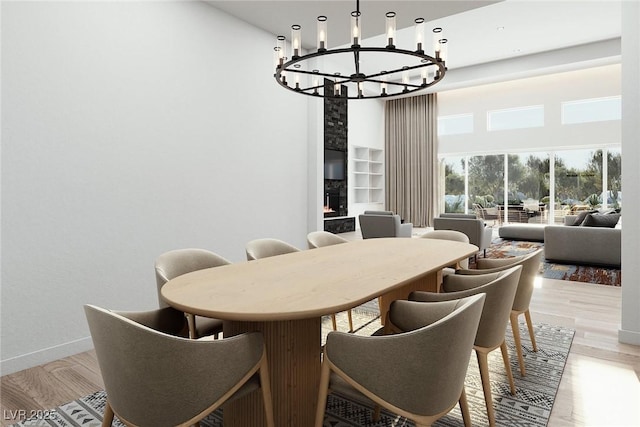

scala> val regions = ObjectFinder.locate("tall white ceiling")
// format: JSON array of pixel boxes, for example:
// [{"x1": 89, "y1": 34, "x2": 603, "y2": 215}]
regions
[{"x1": 206, "y1": 0, "x2": 622, "y2": 70}]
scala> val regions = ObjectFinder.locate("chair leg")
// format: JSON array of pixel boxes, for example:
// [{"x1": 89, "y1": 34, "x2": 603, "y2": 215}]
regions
[
  {"x1": 500, "y1": 340, "x2": 516, "y2": 396},
  {"x1": 459, "y1": 387, "x2": 472, "y2": 427},
  {"x1": 510, "y1": 312, "x2": 526, "y2": 376},
  {"x1": 476, "y1": 350, "x2": 496, "y2": 427},
  {"x1": 524, "y1": 309, "x2": 538, "y2": 352},
  {"x1": 185, "y1": 313, "x2": 197, "y2": 339},
  {"x1": 331, "y1": 314, "x2": 337, "y2": 331},
  {"x1": 102, "y1": 401, "x2": 114, "y2": 427},
  {"x1": 372, "y1": 405, "x2": 381, "y2": 423},
  {"x1": 347, "y1": 309, "x2": 354, "y2": 333},
  {"x1": 314, "y1": 358, "x2": 332, "y2": 427},
  {"x1": 259, "y1": 356, "x2": 275, "y2": 427}
]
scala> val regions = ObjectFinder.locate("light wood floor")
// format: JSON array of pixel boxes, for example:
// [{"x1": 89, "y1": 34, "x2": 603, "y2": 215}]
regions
[{"x1": 2, "y1": 248, "x2": 639, "y2": 426}]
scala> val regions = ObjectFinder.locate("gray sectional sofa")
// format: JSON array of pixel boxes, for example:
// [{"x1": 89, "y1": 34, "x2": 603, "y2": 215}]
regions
[
  {"x1": 544, "y1": 224, "x2": 621, "y2": 267},
  {"x1": 497, "y1": 212, "x2": 621, "y2": 267}
]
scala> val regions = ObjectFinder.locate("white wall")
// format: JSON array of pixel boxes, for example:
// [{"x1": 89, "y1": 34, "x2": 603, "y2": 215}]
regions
[
  {"x1": 1, "y1": 1, "x2": 310, "y2": 373},
  {"x1": 620, "y1": 0, "x2": 640, "y2": 346},
  {"x1": 348, "y1": 99, "x2": 385, "y2": 221},
  {"x1": 438, "y1": 65, "x2": 622, "y2": 155}
]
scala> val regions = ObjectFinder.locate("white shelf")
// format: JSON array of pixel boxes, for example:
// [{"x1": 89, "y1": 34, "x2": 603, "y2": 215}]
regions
[{"x1": 351, "y1": 146, "x2": 384, "y2": 204}]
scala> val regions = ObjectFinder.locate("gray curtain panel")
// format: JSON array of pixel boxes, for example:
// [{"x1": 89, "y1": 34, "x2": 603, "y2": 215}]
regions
[{"x1": 384, "y1": 94, "x2": 439, "y2": 227}]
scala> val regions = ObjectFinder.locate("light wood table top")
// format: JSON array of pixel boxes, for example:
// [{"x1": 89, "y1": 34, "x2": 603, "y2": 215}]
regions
[
  {"x1": 161, "y1": 237, "x2": 478, "y2": 321},
  {"x1": 161, "y1": 237, "x2": 477, "y2": 427}
]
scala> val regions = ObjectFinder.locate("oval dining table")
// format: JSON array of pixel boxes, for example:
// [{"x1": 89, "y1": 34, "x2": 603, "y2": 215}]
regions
[{"x1": 161, "y1": 237, "x2": 478, "y2": 427}]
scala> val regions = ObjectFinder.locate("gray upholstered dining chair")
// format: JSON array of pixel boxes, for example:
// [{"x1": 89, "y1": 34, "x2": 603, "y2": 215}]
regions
[
  {"x1": 245, "y1": 238, "x2": 300, "y2": 261},
  {"x1": 84, "y1": 304, "x2": 275, "y2": 427},
  {"x1": 420, "y1": 229, "x2": 471, "y2": 269},
  {"x1": 455, "y1": 248, "x2": 544, "y2": 376},
  {"x1": 307, "y1": 231, "x2": 353, "y2": 332},
  {"x1": 409, "y1": 265, "x2": 522, "y2": 427},
  {"x1": 155, "y1": 248, "x2": 231, "y2": 339},
  {"x1": 315, "y1": 293, "x2": 486, "y2": 427}
]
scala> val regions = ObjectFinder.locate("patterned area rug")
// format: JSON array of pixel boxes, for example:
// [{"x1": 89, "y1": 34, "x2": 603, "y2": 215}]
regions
[
  {"x1": 11, "y1": 309, "x2": 574, "y2": 427},
  {"x1": 483, "y1": 238, "x2": 621, "y2": 287}
]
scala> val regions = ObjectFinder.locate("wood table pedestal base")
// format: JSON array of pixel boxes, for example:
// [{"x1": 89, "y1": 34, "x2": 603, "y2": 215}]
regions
[
  {"x1": 378, "y1": 270, "x2": 441, "y2": 325},
  {"x1": 223, "y1": 318, "x2": 322, "y2": 427}
]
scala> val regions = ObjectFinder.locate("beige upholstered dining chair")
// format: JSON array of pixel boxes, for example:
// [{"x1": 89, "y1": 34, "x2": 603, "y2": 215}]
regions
[
  {"x1": 307, "y1": 230, "x2": 349, "y2": 249},
  {"x1": 455, "y1": 248, "x2": 544, "y2": 376},
  {"x1": 306, "y1": 231, "x2": 353, "y2": 332},
  {"x1": 84, "y1": 304, "x2": 275, "y2": 427},
  {"x1": 155, "y1": 248, "x2": 231, "y2": 339},
  {"x1": 245, "y1": 238, "x2": 300, "y2": 261},
  {"x1": 409, "y1": 265, "x2": 522, "y2": 427},
  {"x1": 420, "y1": 230, "x2": 471, "y2": 269},
  {"x1": 315, "y1": 293, "x2": 486, "y2": 427}
]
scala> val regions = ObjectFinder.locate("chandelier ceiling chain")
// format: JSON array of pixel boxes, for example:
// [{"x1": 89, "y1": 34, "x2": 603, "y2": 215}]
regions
[{"x1": 273, "y1": 0, "x2": 448, "y2": 100}]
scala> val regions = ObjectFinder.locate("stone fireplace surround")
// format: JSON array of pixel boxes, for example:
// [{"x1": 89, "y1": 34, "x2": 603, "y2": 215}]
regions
[{"x1": 323, "y1": 79, "x2": 354, "y2": 233}]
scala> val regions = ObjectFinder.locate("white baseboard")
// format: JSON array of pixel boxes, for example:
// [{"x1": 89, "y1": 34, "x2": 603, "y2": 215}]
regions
[
  {"x1": 0, "y1": 337, "x2": 94, "y2": 376},
  {"x1": 618, "y1": 328, "x2": 640, "y2": 346}
]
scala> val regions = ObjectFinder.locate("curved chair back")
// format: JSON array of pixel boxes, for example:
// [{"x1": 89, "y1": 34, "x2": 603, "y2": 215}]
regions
[
  {"x1": 246, "y1": 238, "x2": 300, "y2": 261},
  {"x1": 84, "y1": 305, "x2": 273, "y2": 427},
  {"x1": 411, "y1": 265, "x2": 521, "y2": 349},
  {"x1": 319, "y1": 294, "x2": 485, "y2": 423},
  {"x1": 471, "y1": 248, "x2": 543, "y2": 312},
  {"x1": 307, "y1": 231, "x2": 349, "y2": 249},
  {"x1": 155, "y1": 248, "x2": 231, "y2": 308},
  {"x1": 420, "y1": 230, "x2": 470, "y2": 268}
]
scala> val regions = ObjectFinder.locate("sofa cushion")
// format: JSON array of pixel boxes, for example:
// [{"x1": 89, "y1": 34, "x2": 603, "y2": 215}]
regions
[
  {"x1": 570, "y1": 209, "x2": 597, "y2": 226},
  {"x1": 580, "y1": 213, "x2": 621, "y2": 228}
]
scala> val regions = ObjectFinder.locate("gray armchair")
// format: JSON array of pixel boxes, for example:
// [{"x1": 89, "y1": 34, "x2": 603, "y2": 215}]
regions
[
  {"x1": 315, "y1": 294, "x2": 486, "y2": 427},
  {"x1": 359, "y1": 210, "x2": 413, "y2": 239},
  {"x1": 433, "y1": 215, "x2": 493, "y2": 259},
  {"x1": 84, "y1": 305, "x2": 275, "y2": 427},
  {"x1": 409, "y1": 265, "x2": 522, "y2": 427}
]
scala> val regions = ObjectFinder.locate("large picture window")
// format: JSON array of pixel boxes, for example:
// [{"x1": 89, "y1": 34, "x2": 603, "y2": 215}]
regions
[
  {"x1": 443, "y1": 156, "x2": 466, "y2": 213},
  {"x1": 441, "y1": 146, "x2": 620, "y2": 224}
]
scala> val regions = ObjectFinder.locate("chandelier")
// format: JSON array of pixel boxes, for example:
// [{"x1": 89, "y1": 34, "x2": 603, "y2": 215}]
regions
[{"x1": 273, "y1": 0, "x2": 448, "y2": 100}]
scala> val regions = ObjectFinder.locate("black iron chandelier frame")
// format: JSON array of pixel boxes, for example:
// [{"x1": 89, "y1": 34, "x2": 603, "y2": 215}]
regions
[
  {"x1": 273, "y1": 0, "x2": 447, "y2": 99},
  {"x1": 274, "y1": 46, "x2": 447, "y2": 100}
]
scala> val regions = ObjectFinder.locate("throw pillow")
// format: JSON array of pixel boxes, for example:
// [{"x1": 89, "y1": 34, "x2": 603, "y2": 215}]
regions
[
  {"x1": 580, "y1": 213, "x2": 621, "y2": 228},
  {"x1": 572, "y1": 209, "x2": 597, "y2": 226}
]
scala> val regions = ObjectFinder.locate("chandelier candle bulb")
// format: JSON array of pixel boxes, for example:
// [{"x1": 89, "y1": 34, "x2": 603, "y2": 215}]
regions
[
  {"x1": 291, "y1": 25, "x2": 301, "y2": 58},
  {"x1": 385, "y1": 12, "x2": 396, "y2": 48},
  {"x1": 415, "y1": 18, "x2": 425, "y2": 52},
  {"x1": 317, "y1": 16, "x2": 327, "y2": 51},
  {"x1": 276, "y1": 35, "x2": 286, "y2": 66},
  {"x1": 439, "y1": 38, "x2": 448, "y2": 64},
  {"x1": 432, "y1": 27, "x2": 443, "y2": 58},
  {"x1": 351, "y1": 11, "x2": 361, "y2": 46}
]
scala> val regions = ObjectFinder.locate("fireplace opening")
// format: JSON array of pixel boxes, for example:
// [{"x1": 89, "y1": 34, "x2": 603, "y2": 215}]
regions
[{"x1": 324, "y1": 190, "x2": 341, "y2": 218}]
